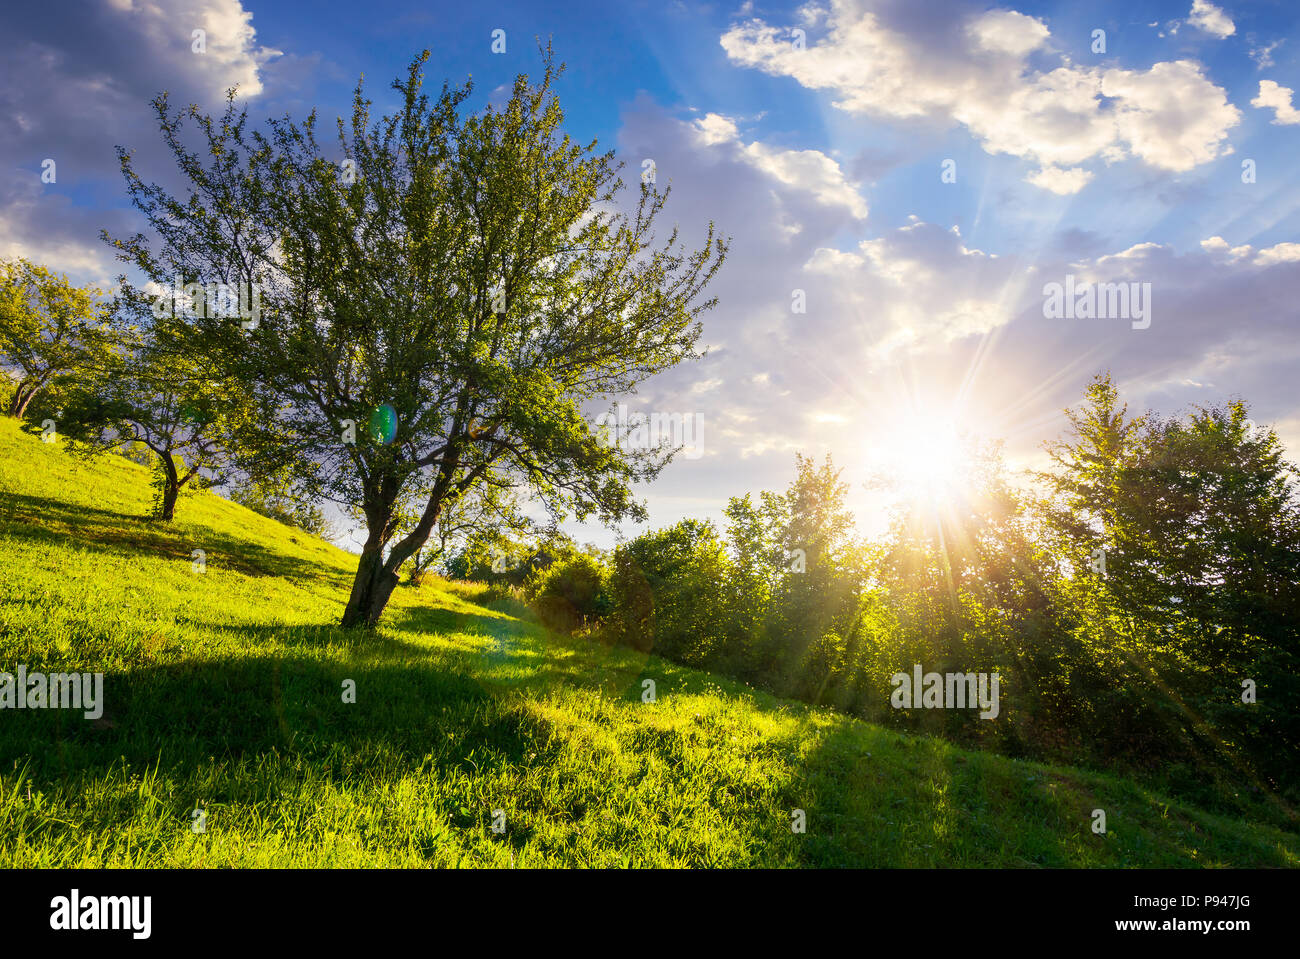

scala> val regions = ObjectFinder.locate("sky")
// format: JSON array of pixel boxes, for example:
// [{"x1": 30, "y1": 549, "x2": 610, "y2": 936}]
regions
[{"x1": 3, "y1": 0, "x2": 1299, "y2": 551}]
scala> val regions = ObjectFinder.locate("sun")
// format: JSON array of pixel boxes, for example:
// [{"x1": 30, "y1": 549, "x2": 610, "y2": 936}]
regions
[{"x1": 871, "y1": 411, "x2": 972, "y2": 504}]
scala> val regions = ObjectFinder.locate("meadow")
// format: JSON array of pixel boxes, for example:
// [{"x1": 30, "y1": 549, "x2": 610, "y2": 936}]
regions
[{"x1": 1, "y1": 417, "x2": 1296, "y2": 867}]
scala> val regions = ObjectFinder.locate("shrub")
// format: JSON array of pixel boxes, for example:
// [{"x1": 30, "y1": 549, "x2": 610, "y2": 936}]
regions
[{"x1": 526, "y1": 553, "x2": 611, "y2": 634}]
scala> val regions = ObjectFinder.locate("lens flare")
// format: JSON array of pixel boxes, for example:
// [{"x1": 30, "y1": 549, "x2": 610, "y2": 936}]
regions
[{"x1": 368, "y1": 404, "x2": 398, "y2": 445}]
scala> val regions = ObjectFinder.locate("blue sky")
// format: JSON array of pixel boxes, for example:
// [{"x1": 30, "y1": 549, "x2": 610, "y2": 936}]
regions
[{"x1": 3, "y1": 0, "x2": 1299, "y2": 550}]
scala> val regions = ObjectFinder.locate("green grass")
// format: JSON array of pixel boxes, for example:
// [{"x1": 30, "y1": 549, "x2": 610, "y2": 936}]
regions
[{"x1": 0, "y1": 416, "x2": 1296, "y2": 867}]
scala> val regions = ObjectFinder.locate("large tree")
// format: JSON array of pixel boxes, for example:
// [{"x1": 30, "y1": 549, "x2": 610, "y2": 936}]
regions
[
  {"x1": 110, "y1": 50, "x2": 726, "y2": 626},
  {"x1": 1042, "y1": 373, "x2": 1300, "y2": 657}
]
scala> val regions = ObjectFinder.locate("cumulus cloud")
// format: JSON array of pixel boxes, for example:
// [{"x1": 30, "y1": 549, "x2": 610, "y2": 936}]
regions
[
  {"x1": 719, "y1": 0, "x2": 1241, "y2": 192},
  {"x1": 0, "y1": 0, "x2": 282, "y2": 284},
  {"x1": 802, "y1": 222, "x2": 1018, "y2": 360},
  {"x1": 1187, "y1": 0, "x2": 1235, "y2": 39},
  {"x1": 1251, "y1": 80, "x2": 1300, "y2": 125},
  {"x1": 1202, "y1": 238, "x2": 1300, "y2": 266},
  {"x1": 689, "y1": 113, "x2": 868, "y2": 217}
]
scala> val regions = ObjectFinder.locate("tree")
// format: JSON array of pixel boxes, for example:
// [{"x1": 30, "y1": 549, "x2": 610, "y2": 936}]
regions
[
  {"x1": 109, "y1": 49, "x2": 726, "y2": 627},
  {"x1": 768, "y1": 454, "x2": 865, "y2": 691},
  {"x1": 720, "y1": 491, "x2": 785, "y2": 676},
  {"x1": 55, "y1": 321, "x2": 240, "y2": 521},
  {"x1": 609, "y1": 519, "x2": 731, "y2": 665},
  {"x1": 1040, "y1": 374, "x2": 1300, "y2": 789},
  {"x1": 1039, "y1": 373, "x2": 1144, "y2": 584},
  {"x1": 0, "y1": 259, "x2": 117, "y2": 419},
  {"x1": 526, "y1": 550, "x2": 611, "y2": 634},
  {"x1": 1041, "y1": 374, "x2": 1300, "y2": 660}
]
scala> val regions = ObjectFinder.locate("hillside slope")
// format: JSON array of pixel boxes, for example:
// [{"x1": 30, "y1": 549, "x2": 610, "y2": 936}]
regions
[{"x1": 0, "y1": 416, "x2": 1295, "y2": 867}]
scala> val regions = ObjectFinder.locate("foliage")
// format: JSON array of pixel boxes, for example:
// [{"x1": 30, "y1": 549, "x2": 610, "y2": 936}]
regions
[
  {"x1": 49, "y1": 307, "x2": 241, "y2": 521},
  {"x1": 0, "y1": 258, "x2": 117, "y2": 419},
  {"x1": 565, "y1": 377, "x2": 1300, "y2": 808},
  {"x1": 1037, "y1": 374, "x2": 1300, "y2": 794},
  {"x1": 609, "y1": 519, "x2": 733, "y2": 666},
  {"x1": 525, "y1": 551, "x2": 611, "y2": 634}
]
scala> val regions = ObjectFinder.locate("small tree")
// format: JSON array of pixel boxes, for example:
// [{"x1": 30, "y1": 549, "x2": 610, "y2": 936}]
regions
[
  {"x1": 610, "y1": 519, "x2": 732, "y2": 665},
  {"x1": 0, "y1": 259, "x2": 117, "y2": 419},
  {"x1": 110, "y1": 49, "x2": 726, "y2": 626},
  {"x1": 56, "y1": 319, "x2": 240, "y2": 521},
  {"x1": 721, "y1": 491, "x2": 786, "y2": 675},
  {"x1": 768, "y1": 454, "x2": 865, "y2": 686},
  {"x1": 527, "y1": 551, "x2": 611, "y2": 634}
]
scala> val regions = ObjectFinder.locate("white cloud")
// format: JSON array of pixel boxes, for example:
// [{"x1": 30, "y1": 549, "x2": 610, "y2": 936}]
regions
[
  {"x1": 1187, "y1": 0, "x2": 1235, "y2": 39},
  {"x1": 1251, "y1": 80, "x2": 1300, "y2": 125},
  {"x1": 719, "y1": 1, "x2": 1241, "y2": 187},
  {"x1": 693, "y1": 112, "x2": 740, "y2": 145},
  {"x1": 0, "y1": 0, "x2": 282, "y2": 286},
  {"x1": 795, "y1": 2, "x2": 828, "y2": 28},
  {"x1": 1100, "y1": 61, "x2": 1239, "y2": 171},
  {"x1": 690, "y1": 113, "x2": 868, "y2": 217},
  {"x1": 132, "y1": 0, "x2": 281, "y2": 98},
  {"x1": 1249, "y1": 40, "x2": 1283, "y2": 70},
  {"x1": 1200, "y1": 235, "x2": 1252, "y2": 259},
  {"x1": 967, "y1": 9, "x2": 1049, "y2": 58},
  {"x1": 803, "y1": 221, "x2": 1018, "y2": 361},
  {"x1": 1025, "y1": 165, "x2": 1094, "y2": 195},
  {"x1": 1251, "y1": 242, "x2": 1300, "y2": 266}
]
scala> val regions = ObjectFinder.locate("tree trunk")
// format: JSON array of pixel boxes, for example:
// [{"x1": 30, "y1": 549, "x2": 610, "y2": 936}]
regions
[
  {"x1": 341, "y1": 489, "x2": 449, "y2": 628},
  {"x1": 159, "y1": 480, "x2": 179, "y2": 521},
  {"x1": 7, "y1": 382, "x2": 35, "y2": 418},
  {"x1": 341, "y1": 545, "x2": 402, "y2": 628},
  {"x1": 157, "y1": 453, "x2": 180, "y2": 521}
]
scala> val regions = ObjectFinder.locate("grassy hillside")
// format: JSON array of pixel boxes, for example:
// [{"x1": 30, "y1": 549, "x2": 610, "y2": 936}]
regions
[{"x1": 0, "y1": 416, "x2": 1295, "y2": 867}]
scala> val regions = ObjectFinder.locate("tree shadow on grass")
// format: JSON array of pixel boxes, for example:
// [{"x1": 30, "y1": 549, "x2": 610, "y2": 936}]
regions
[
  {"x1": 0, "y1": 653, "x2": 557, "y2": 812},
  {"x1": 0, "y1": 491, "x2": 335, "y2": 582}
]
